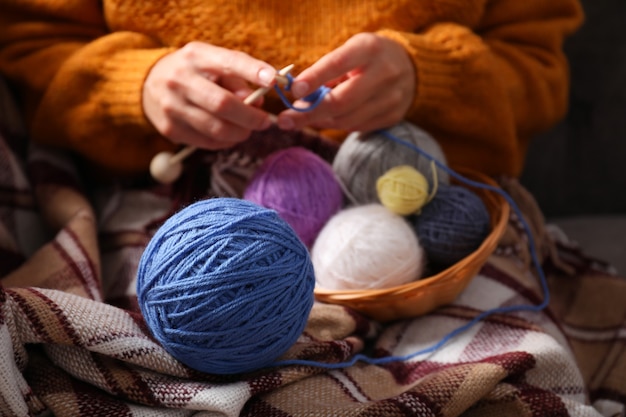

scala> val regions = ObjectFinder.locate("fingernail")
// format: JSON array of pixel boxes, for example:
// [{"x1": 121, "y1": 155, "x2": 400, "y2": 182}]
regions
[
  {"x1": 291, "y1": 81, "x2": 309, "y2": 99},
  {"x1": 235, "y1": 89, "x2": 251, "y2": 99},
  {"x1": 278, "y1": 117, "x2": 295, "y2": 130},
  {"x1": 258, "y1": 68, "x2": 275, "y2": 86}
]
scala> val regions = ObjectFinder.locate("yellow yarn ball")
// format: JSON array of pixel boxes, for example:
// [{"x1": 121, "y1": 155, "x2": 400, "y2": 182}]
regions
[{"x1": 376, "y1": 165, "x2": 430, "y2": 215}]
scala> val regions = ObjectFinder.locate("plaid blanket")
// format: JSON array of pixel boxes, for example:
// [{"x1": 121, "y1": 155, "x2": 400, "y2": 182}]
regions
[{"x1": 1, "y1": 77, "x2": 625, "y2": 417}]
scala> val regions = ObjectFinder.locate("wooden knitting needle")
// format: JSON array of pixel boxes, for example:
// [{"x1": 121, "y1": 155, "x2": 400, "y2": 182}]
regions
[{"x1": 150, "y1": 64, "x2": 295, "y2": 184}]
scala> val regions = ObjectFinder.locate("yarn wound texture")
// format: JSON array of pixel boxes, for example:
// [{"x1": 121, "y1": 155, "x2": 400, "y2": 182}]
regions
[
  {"x1": 136, "y1": 198, "x2": 315, "y2": 375},
  {"x1": 376, "y1": 164, "x2": 433, "y2": 216},
  {"x1": 413, "y1": 184, "x2": 491, "y2": 267},
  {"x1": 332, "y1": 122, "x2": 450, "y2": 206},
  {"x1": 244, "y1": 146, "x2": 343, "y2": 247},
  {"x1": 312, "y1": 203, "x2": 425, "y2": 290}
]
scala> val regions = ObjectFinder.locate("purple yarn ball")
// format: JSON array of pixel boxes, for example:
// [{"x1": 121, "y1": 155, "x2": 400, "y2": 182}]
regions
[
  {"x1": 413, "y1": 184, "x2": 491, "y2": 267},
  {"x1": 244, "y1": 147, "x2": 344, "y2": 247}
]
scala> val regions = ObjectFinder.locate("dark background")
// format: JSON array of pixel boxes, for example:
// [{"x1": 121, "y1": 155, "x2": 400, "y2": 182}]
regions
[{"x1": 521, "y1": 0, "x2": 626, "y2": 217}]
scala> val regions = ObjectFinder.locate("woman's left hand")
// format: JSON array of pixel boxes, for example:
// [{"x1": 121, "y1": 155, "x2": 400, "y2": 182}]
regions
[{"x1": 276, "y1": 33, "x2": 416, "y2": 133}]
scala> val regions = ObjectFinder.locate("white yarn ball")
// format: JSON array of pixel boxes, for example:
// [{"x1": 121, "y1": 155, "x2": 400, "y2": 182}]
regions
[{"x1": 312, "y1": 204, "x2": 425, "y2": 290}]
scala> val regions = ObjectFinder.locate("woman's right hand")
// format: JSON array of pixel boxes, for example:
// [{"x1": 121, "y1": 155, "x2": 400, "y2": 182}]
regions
[{"x1": 143, "y1": 42, "x2": 277, "y2": 150}]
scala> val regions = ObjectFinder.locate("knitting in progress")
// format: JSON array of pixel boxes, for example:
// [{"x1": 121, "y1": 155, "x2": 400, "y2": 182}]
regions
[
  {"x1": 135, "y1": 72, "x2": 549, "y2": 375},
  {"x1": 4, "y1": 1, "x2": 624, "y2": 414},
  {"x1": 1, "y1": 72, "x2": 623, "y2": 414}
]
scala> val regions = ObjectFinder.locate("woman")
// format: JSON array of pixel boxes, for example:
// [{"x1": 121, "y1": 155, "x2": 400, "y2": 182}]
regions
[{"x1": 0, "y1": 0, "x2": 583, "y2": 178}]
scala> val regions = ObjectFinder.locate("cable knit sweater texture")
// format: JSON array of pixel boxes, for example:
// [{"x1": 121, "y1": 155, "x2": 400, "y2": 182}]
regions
[{"x1": 0, "y1": 0, "x2": 583, "y2": 176}]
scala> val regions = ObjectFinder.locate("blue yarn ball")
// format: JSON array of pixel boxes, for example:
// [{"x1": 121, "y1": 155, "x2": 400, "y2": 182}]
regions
[
  {"x1": 413, "y1": 184, "x2": 491, "y2": 267},
  {"x1": 136, "y1": 198, "x2": 315, "y2": 375}
]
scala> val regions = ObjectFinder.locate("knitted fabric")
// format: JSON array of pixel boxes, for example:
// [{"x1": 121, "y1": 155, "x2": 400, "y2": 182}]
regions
[
  {"x1": 0, "y1": 114, "x2": 624, "y2": 416},
  {"x1": 0, "y1": 0, "x2": 583, "y2": 176}
]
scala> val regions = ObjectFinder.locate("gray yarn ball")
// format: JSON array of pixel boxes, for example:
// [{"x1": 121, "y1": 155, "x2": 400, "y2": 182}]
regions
[{"x1": 332, "y1": 122, "x2": 450, "y2": 206}]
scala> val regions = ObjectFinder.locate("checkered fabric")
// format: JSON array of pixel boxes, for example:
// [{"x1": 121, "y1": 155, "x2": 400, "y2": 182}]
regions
[{"x1": 0, "y1": 77, "x2": 624, "y2": 417}]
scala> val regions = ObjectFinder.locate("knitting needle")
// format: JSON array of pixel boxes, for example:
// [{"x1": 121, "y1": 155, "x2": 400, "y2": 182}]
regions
[{"x1": 150, "y1": 64, "x2": 295, "y2": 184}]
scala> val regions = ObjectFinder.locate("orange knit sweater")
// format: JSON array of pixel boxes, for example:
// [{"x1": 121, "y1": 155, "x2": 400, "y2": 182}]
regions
[{"x1": 0, "y1": 0, "x2": 583, "y2": 177}]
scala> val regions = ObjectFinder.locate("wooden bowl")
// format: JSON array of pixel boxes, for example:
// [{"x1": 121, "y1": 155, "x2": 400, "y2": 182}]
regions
[{"x1": 313, "y1": 169, "x2": 509, "y2": 322}]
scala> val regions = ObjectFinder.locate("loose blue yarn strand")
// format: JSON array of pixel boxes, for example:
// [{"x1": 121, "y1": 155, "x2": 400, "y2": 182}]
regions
[
  {"x1": 274, "y1": 74, "x2": 331, "y2": 112},
  {"x1": 271, "y1": 82, "x2": 551, "y2": 369}
]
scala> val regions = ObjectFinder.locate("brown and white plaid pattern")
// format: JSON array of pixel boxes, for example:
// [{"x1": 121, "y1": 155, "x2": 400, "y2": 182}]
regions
[{"x1": 0, "y1": 77, "x2": 624, "y2": 417}]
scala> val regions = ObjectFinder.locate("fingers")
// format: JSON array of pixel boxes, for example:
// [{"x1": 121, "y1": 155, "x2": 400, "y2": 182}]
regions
[
  {"x1": 288, "y1": 33, "x2": 377, "y2": 99},
  {"x1": 280, "y1": 83, "x2": 404, "y2": 133},
  {"x1": 183, "y1": 73, "x2": 271, "y2": 131},
  {"x1": 143, "y1": 42, "x2": 281, "y2": 151},
  {"x1": 276, "y1": 33, "x2": 416, "y2": 134},
  {"x1": 220, "y1": 76, "x2": 257, "y2": 103},
  {"x1": 326, "y1": 90, "x2": 408, "y2": 132},
  {"x1": 181, "y1": 41, "x2": 277, "y2": 88},
  {"x1": 159, "y1": 99, "x2": 252, "y2": 149},
  {"x1": 178, "y1": 43, "x2": 277, "y2": 136},
  {"x1": 277, "y1": 63, "x2": 387, "y2": 130}
]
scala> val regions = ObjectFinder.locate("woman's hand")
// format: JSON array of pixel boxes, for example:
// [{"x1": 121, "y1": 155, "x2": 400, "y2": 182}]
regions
[
  {"x1": 143, "y1": 42, "x2": 276, "y2": 150},
  {"x1": 277, "y1": 33, "x2": 416, "y2": 133}
]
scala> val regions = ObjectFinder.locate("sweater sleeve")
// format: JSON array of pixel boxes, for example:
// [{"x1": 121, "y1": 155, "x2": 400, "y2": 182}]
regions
[
  {"x1": 0, "y1": 2, "x2": 175, "y2": 175},
  {"x1": 377, "y1": 0, "x2": 584, "y2": 176}
]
